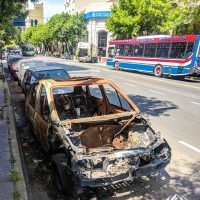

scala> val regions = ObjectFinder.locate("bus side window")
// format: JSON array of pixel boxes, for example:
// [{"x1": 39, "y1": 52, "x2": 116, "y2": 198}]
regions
[
  {"x1": 118, "y1": 45, "x2": 125, "y2": 56},
  {"x1": 184, "y1": 42, "x2": 195, "y2": 58},
  {"x1": 124, "y1": 44, "x2": 133, "y2": 56},
  {"x1": 144, "y1": 43, "x2": 156, "y2": 57},
  {"x1": 156, "y1": 43, "x2": 170, "y2": 58},
  {"x1": 134, "y1": 44, "x2": 144, "y2": 57},
  {"x1": 169, "y1": 42, "x2": 187, "y2": 59}
]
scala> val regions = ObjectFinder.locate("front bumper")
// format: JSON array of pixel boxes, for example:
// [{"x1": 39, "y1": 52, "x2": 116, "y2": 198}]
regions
[{"x1": 79, "y1": 156, "x2": 170, "y2": 187}]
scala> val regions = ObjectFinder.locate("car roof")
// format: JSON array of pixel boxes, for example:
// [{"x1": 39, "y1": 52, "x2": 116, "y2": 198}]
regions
[
  {"x1": 8, "y1": 54, "x2": 22, "y2": 58},
  {"x1": 18, "y1": 59, "x2": 44, "y2": 64},
  {"x1": 39, "y1": 76, "x2": 112, "y2": 87},
  {"x1": 28, "y1": 66, "x2": 65, "y2": 72}
]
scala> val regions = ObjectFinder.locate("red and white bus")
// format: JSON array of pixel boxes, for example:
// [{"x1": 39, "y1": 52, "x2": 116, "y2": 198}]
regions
[{"x1": 107, "y1": 35, "x2": 200, "y2": 77}]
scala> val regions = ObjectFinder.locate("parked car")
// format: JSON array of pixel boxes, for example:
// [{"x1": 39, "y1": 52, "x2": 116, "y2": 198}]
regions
[
  {"x1": 15, "y1": 60, "x2": 45, "y2": 85},
  {"x1": 0, "y1": 49, "x2": 6, "y2": 60},
  {"x1": 6, "y1": 47, "x2": 21, "y2": 60},
  {"x1": 22, "y1": 66, "x2": 70, "y2": 94},
  {"x1": 7, "y1": 54, "x2": 23, "y2": 71},
  {"x1": 25, "y1": 76, "x2": 171, "y2": 197}
]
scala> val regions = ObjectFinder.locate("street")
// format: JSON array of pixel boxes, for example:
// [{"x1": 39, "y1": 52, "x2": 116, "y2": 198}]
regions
[{"x1": 5, "y1": 56, "x2": 200, "y2": 200}]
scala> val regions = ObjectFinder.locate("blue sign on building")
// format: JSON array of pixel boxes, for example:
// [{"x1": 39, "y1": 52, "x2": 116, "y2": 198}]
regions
[
  {"x1": 84, "y1": 11, "x2": 111, "y2": 19},
  {"x1": 13, "y1": 18, "x2": 26, "y2": 26}
]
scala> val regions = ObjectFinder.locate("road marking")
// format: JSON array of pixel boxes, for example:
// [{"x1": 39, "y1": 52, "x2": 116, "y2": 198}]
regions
[
  {"x1": 191, "y1": 101, "x2": 200, "y2": 106},
  {"x1": 125, "y1": 83, "x2": 135, "y2": 87},
  {"x1": 149, "y1": 90, "x2": 166, "y2": 96},
  {"x1": 178, "y1": 141, "x2": 200, "y2": 154},
  {"x1": 84, "y1": 65, "x2": 200, "y2": 91}
]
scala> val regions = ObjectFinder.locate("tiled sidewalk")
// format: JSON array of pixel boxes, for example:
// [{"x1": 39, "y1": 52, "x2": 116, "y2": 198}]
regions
[{"x1": 0, "y1": 74, "x2": 14, "y2": 200}]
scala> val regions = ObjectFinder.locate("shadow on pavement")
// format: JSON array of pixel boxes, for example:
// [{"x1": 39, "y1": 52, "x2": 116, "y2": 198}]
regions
[{"x1": 128, "y1": 95, "x2": 178, "y2": 117}]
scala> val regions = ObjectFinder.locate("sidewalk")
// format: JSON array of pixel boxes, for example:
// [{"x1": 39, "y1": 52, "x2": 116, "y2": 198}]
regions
[
  {"x1": 0, "y1": 70, "x2": 13, "y2": 199},
  {"x1": 0, "y1": 61, "x2": 27, "y2": 200}
]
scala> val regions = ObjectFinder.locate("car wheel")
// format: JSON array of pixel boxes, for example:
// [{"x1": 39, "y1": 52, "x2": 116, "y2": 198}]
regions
[
  {"x1": 114, "y1": 61, "x2": 120, "y2": 70},
  {"x1": 51, "y1": 153, "x2": 76, "y2": 196},
  {"x1": 154, "y1": 65, "x2": 163, "y2": 77}
]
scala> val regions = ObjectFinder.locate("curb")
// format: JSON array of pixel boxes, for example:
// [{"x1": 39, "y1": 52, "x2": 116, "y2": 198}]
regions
[{"x1": 3, "y1": 64, "x2": 28, "y2": 200}]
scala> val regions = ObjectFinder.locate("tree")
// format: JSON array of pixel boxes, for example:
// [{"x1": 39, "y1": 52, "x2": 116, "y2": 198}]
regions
[
  {"x1": 0, "y1": 0, "x2": 27, "y2": 49},
  {"x1": 21, "y1": 26, "x2": 36, "y2": 45},
  {"x1": 21, "y1": 12, "x2": 86, "y2": 54},
  {"x1": 172, "y1": 0, "x2": 200, "y2": 35},
  {"x1": 47, "y1": 12, "x2": 86, "y2": 54},
  {"x1": 106, "y1": 0, "x2": 199, "y2": 38},
  {"x1": 106, "y1": 0, "x2": 175, "y2": 38}
]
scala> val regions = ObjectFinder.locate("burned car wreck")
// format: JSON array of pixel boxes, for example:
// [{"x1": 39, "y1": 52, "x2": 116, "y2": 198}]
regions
[{"x1": 25, "y1": 76, "x2": 171, "y2": 195}]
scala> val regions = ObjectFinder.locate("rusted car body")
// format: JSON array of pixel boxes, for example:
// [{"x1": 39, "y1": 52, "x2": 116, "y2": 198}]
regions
[{"x1": 25, "y1": 77, "x2": 171, "y2": 195}]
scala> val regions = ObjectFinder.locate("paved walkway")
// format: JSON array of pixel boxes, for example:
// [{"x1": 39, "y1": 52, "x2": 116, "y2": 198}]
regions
[{"x1": 0, "y1": 61, "x2": 13, "y2": 200}]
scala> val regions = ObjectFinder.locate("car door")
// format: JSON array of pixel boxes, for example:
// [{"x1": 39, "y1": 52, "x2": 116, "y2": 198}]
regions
[
  {"x1": 34, "y1": 84, "x2": 50, "y2": 151},
  {"x1": 25, "y1": 83, "x2": 39, "y2": 125}
]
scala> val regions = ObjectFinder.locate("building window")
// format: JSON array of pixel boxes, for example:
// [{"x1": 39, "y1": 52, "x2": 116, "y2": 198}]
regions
[{"x1": 98, "y1": 31, "x2": 107, "y2": 57}]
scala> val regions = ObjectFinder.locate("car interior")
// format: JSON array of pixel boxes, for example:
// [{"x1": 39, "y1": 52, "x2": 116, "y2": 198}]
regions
[{"x1": 53, "y1": 84, "x2": 130, "y2": 120}]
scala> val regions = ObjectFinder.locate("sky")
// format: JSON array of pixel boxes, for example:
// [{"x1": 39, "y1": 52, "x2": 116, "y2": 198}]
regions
[{"x1": 29, "y1": 0, "x2": 65, "y2": 22}]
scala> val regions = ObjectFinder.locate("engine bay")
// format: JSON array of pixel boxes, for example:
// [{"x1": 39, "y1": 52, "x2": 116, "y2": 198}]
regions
[{"x1": 68, "y1": 117, "x2": 156, "y2": 152}]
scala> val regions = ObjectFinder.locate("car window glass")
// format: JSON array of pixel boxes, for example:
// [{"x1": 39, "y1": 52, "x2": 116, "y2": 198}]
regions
[
  {"x1": 104, "y1": 84, "x2": 121, "y2": 107},
  {"x1": 118, "y1": 93, "x2": 132, "y2": 111},
  {"x1": 40, "y1": 85, "x2": 49, "y2": 120},
  {"x1": 35, "y1": 69, "x2": 69, "y2": 80},
  {"x1": 30, "y1": 84, "x2": 38, "y2": 109},
  {"x1": 88, "y1": 85, "x2": 103, "y2": 99}
]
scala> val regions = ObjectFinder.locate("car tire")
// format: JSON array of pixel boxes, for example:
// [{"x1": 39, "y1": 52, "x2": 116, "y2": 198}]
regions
[
  {"x1": 51, "y1": 153, "x2": 75, "y2": 196},
  {"x1": 114, "y1": 61, "x2": 120, "y2": 70},
  {"x1": 154, "y1": 65, "x2": 163, "y2": 77}
]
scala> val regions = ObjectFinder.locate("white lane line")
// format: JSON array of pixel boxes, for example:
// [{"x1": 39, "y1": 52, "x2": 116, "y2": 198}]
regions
[
  {"x1": 191, "y1": 101, "x2": 200, "y2": 106},
  {"x1": 148, "y1": 90, "x2": 166, "y2": 96},
  {"x1": 178, "y1": 141, "x2": 200, "y2": 154},
  {"x1": 125, "y1": 83, "x2": 136, "y2": 87}
]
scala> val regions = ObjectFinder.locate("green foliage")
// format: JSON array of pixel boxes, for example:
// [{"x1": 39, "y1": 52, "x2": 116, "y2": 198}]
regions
[
  {"x1": 106, "y1": 0, "x2": 173, "y2": 38},
  {"x1": 0, "y1": 0, "x2": 27, "y2": 48},
  {"x1": 173, "y1": 0, "x2": 200, "y2": 35},
  {"x1": 12, "y1": 190, "x2": 21, "y2": 200},
  {"x1": 106, "y1": 0, "x2": 200, "y2": 38},
  {"x1": 21, "y1": 12, "x2": 86, "y2": 54},
  {"x1": 9, "y1": 170, "x2": 21, "y2": 182}
]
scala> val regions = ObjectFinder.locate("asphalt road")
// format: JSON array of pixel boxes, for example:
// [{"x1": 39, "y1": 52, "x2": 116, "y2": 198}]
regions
[{"x1": 40, "y1": 56, "x2": 200, "y2": 200}]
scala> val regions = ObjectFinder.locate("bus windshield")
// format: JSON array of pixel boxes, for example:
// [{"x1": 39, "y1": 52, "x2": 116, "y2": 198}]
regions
[{"x1": 79, "y1": 49, "x2": 88, "y2": 57}]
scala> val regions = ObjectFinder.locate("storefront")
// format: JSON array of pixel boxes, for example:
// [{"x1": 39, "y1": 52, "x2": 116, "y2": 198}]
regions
[{"x1": 83, "y1": 11, "x2": 112, "y2": 58}]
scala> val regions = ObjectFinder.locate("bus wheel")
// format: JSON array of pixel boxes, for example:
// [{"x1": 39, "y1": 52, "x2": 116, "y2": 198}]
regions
[
  {"x1": 154, "y1": 65, "x2": 163, "y2": 77},
  {"x1": 114, "y1": 61, "x2": 120, "y2": 70}
]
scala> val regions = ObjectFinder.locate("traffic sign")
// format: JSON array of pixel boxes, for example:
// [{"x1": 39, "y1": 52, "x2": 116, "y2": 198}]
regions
[{"x1": 13, "y1": 18, "x2": 25, "y2": 26}]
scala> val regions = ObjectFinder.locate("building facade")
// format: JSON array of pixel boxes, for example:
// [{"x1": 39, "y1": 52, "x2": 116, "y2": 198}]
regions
[
  {"x1": 26, "y1": 3, "x2": 44, "y2": 27},
  {"x1": 64, "y1": 0, "x2": 115, "y2": 57}
]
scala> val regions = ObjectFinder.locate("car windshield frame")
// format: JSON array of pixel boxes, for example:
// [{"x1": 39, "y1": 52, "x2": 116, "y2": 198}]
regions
[{"x1": 50, "y1": 82, "x2": 137, "y2": 122}]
